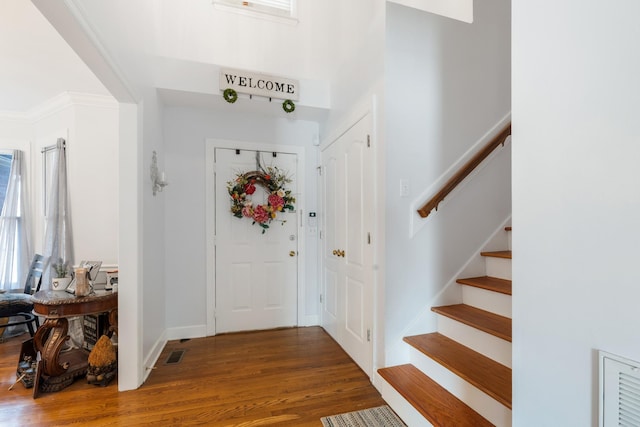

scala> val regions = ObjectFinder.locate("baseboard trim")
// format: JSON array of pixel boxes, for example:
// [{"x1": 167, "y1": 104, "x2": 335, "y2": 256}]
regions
[
  {"x1": 166, "y1": 324, "x2": 208, "y2": 341},
  {"x1": 143, "y1": 330, "x2": 167, "y2": 383}
]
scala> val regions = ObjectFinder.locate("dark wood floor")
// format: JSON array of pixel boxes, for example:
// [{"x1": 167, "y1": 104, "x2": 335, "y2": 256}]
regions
[{"x1": 0, "y1": 327, "x2": 386, "y2": 426}]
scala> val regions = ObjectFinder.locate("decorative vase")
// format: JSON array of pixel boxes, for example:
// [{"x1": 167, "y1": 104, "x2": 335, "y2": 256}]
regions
[
  {"x1": 51, "y1": 277, "x2": 72, "y2": 290},
  {"x1": 75, "y1": 267, "x2": 91, "y2": 297}
]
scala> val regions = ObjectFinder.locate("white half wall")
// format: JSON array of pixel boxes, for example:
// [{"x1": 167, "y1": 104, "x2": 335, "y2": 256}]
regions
[{"x1": 512, "y1": 0, "x2": 640, "y2": 425}]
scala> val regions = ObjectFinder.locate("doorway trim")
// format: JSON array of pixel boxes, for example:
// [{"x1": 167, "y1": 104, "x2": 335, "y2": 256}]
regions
[{"x1": 205, "y1": 139, "x2": 306, "y2": 336}]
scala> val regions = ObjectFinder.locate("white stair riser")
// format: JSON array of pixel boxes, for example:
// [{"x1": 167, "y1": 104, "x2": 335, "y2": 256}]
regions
[
  {"x1": 507, "y1": 229, "x2": 512, "y2": 251},
  {"x1": 485, "y1": 257, "x2": 512, "y2": 280},
  {"x1": 437, "y1": 315, "x2": 512, "y2": 368},
  {"x1": 409, "y1": 347, "x2": 512, "y2": 427},
  {"x1": 462, "y1": 286, "x2": 512, "y2": 318},
  {"x1": 377, "y1": 374, "x2": 434, "y2": 427}
]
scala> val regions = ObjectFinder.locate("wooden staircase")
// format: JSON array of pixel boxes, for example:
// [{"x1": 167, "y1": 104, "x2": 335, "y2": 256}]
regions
[{"x1": 379, "y1": 227, "x2": 512, "y2": 426}]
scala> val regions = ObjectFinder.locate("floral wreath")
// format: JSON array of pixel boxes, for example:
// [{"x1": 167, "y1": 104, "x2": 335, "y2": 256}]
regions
[{"x1": 227, "y1": 166, "x2": 296, "y2": 233}]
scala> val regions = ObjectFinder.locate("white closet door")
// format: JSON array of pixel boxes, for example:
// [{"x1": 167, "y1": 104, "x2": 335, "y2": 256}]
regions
[{"x1": 321, "y1": 114, "x2": 374, "y2": 376}]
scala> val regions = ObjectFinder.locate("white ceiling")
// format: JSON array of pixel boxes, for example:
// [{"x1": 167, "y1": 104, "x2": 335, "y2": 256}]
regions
[{"x1": 0, "y1": 0, "x2": 109, "y2": 113}]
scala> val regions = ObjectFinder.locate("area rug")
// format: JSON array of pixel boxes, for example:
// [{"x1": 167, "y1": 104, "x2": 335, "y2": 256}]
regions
[{"x1": 321, "y1": 405, "x2": 407, "y2": 427}]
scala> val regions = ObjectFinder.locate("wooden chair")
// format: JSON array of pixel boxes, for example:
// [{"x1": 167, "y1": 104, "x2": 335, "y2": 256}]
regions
[{"x1": 0, "y1": 254, "x2": 48, "y2": 339}]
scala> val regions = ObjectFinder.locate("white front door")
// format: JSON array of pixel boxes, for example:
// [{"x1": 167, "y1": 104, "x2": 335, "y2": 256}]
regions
[
  {"x1": 214, "y1": 148, "x2": 298, "y2": 333},
  {"x1": 321, "y1": 114, "x2": 374, "y2": 376}
]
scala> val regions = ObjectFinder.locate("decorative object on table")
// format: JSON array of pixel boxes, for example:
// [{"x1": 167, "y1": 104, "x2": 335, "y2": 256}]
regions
[
  {"x1": 105, "y1": 270, "x2": 118, "y2": 291},
  {"x1": 227, "y1": 165, "x2": 295, "y2": 234},
  {"x1": 282, "y1": 99, "x2": 295, "y2": 113},
  {"x1": 65, "y1": 260, "x2": 102, "y2": 295},
  {"x1": 150, "y1": 150, "x2": 168, "y2": 196},
  {"x1": 51, "y1": 258, "x2": 72, "y2": 290},
  {"x1": 320, "y1": 405, "x2": 407, "y2": 427},
  {"x1": 74, "y1": 267, "x2": 91, "y2": 297},
  {"x1": 83, "y1": 313, "x2": 109, "y2": 351},
  {"x1": 87, "y1": 335, "x2": 117, "y2": 386}
]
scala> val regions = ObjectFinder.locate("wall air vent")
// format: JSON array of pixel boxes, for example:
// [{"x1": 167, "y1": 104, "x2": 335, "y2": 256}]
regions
[{"x1": 600, "y1": 351, "x2": 640, "y2": 426}]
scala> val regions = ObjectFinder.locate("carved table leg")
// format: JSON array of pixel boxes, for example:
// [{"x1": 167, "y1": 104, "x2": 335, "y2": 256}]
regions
[
  {"x1": 108, "y1": 308, "x2": 118, "y2": 336},
  {"x1": 32, "y1": 317, "x2": 90, "y2": 396},
  {"x1": 33, "y1": 318, "x2": 70, "y2": 377}
]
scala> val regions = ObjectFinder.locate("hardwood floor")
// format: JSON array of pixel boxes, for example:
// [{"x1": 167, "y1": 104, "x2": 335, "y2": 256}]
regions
[{"x1": 0, "y1": 327, "x2": 386, "y2": 426}]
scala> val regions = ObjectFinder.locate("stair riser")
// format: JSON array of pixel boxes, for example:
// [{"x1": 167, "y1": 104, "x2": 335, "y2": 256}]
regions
[
  {"x1": 507, "y1": 229, "x2": 512, "y2": 251},
  {"x1": 376, "y1": 373, "x2": 434, "y2": 427},
  {"x1": 437, "y1": 315, "x2": 512, "y2": 368},
  {"x1": 485, "y1": 257, "x2": 512, "y2": 280},
  {"x1": 409, "y1": 347, "x2": 512, "y2": 427},
  {"x1": 462, "y1": 286, "x2": 512, "y2": 318}
]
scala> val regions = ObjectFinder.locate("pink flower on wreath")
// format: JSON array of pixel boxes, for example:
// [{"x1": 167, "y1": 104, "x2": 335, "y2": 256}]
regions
[
  {"x1": 268, "y1": 193, "x2": 285, "y2": 211},
  {"x1": 241, "y1": 204, "x2": 254, "y2": 218},
  {"x1": 252, "y1": 205, "x2": 270, "y2": 224}
]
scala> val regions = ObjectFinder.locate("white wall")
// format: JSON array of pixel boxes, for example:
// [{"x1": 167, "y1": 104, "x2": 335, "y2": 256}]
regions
[
  {"x1": 31, "y1": 95, "x2": 119, "y2": 267},
  {"x1": 68, "y1": 0, "x2": 344, "y2": 83},
  {"x1": 512, "y1": 1, "x2": 640, "y2": 425},
  {"x1": 162, "y1": 106, "x2": 319, "y2": 333},
  {"x1": 0, "y1": 116, "x2": 31, "y2": 140},
  {"x1": 140, "y1": 88, "x2": 168, "y2": 368},
  {"x1": 0, "y1": 94, "x2": 119, "y2": 272},
  {"x1": 384, "y1": 0, "x2": 511, "y2": 366}
]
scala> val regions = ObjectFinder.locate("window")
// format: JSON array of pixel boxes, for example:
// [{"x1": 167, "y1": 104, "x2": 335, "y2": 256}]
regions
[
  {"x1": 0, "y1": 154, "x2": 11, "y2": 212},
  {"x1": 213, "y1": 0, "x2": 296, "y2": 20},
  {"x1": 0, "y1": 151, "x2": 24, "y2": 290}
]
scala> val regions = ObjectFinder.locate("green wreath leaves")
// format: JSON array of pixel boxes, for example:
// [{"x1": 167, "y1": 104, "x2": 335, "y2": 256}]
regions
[
  {"x1": 282, "y1": 99, "x2": 295, "y2": 113},
  {"x1": 223, "y1": 88, "x2": 238, "y2": 104}
]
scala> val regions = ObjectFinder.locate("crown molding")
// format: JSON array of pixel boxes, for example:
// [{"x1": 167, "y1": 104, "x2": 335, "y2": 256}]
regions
[
  {"x1": 0, "y1": 92, "x2": 118, "y2": 124},
  {"x1": 0, "y1": 110, "x2": 30, "y2": 124}
]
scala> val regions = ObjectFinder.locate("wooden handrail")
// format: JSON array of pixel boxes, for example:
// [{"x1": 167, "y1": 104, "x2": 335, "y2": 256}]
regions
[{"x1": 417, "y1": 123, "x2": 512, "y2": 218}]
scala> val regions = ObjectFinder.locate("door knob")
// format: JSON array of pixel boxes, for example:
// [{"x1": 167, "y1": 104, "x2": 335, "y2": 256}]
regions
[
  {"x1": 289, "y1": 251, "x2": 296, "y2": 257},
  {"x1": 332, "y1": 250, "x2": 338, "y2": 256},
  {"x1": 339, "y1": 250, "x2": 345, "y2": 257}
]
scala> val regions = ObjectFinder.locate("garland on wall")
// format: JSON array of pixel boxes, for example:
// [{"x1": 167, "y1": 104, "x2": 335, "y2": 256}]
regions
[
  {"x1": 222, "y1": 87, "x2": 296, "y2": 113},
  {"x1": 227, "y1": 166, "x2": 296, "y2": 233}
]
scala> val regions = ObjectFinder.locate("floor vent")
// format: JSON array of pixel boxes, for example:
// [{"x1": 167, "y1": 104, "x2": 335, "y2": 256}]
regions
[{"x1": 165, "y1": 349, "x2": 186, "y2": 365}]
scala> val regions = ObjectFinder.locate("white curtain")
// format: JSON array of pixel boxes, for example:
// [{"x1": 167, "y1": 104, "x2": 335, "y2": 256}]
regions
[
  {"x1": 0, "y1": 150, "x2": 31, "y2": 291},
  {"x1": 42, "y1": 139, "x2": 74, "y2": 290}
]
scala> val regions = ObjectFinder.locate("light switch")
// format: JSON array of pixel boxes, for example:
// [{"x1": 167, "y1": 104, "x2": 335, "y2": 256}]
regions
[{"x1": 400, "y1": 179, "x2": 410, "y2": 197}]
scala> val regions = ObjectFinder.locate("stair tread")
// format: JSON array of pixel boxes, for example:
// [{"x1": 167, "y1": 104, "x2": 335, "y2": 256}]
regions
[
  {"x1": 432, "y1": 304, "x2": 512, "y2": 342},
  {"x1": 480, "y1": 250, "x2": 512, "y2": 259},
  {"x1": 379, "y1": 364, "x2": 493, "y2": 427},
  {"x1": 404, "y1": 332, "x2": 512, "y2": 408},
  {"x1": 505, "y1": 226, "x2": 512, "y2": 231},
  {"x1": 456, "y1": 276, "x2": 512, "y2": 295}
]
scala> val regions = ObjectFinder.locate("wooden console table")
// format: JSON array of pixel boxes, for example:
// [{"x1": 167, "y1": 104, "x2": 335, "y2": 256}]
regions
[{"x1": 31, "y1": 290, "x2": 117, "y2": 396}]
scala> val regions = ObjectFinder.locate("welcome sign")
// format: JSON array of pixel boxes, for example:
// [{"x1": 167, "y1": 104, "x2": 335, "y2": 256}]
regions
[{"x1": 220, "y1": 68, "x2": 299, "y2": 101}]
